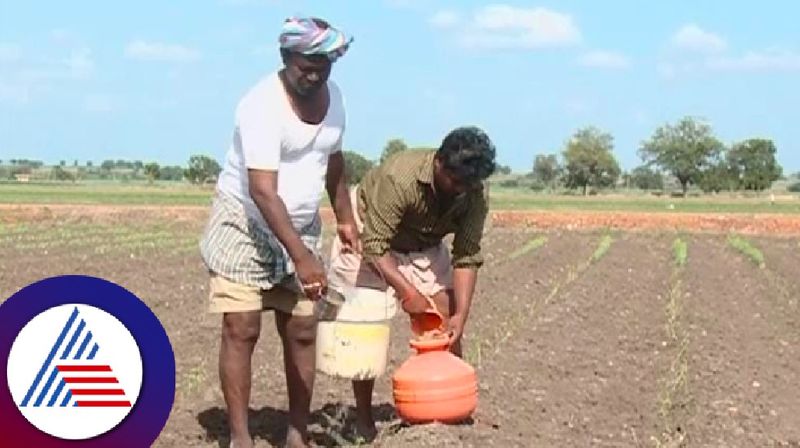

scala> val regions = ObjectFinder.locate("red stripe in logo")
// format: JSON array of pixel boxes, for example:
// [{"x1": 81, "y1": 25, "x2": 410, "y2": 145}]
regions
[
  {"x1": 63, "y1": 377, "x2": 119, "y2": 384},
  {"x1": 76, "y1": 401, "x2": 132, "y2": 407},
  {"x1": 70, "y1": 389, "x2": 126, "y2": 396},
  {"x1": 56, "y1": 365, "x2": 113, "y2": 372}
]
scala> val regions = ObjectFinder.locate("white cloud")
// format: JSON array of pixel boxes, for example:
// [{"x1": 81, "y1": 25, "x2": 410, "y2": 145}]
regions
[
  {"x1": 0, "y1": 44, "x2": 97, "y2": 105},
  {"x1": 671, "y1": 24, "x2": 727, "y2": 53},
  {"x1": 0, "y1": 43, "x2": 22, "y2": 63},
  {"x1": 706, "y1": 50, "x2": 800, "y2": 72},
  {"x1": 125, "y1": 40, "x2": 201, "y2": 62},
  {"x1": 429, "y1": 10, "x2": 460, "y2": 29},
  {"x1": 7, "y1": 49, "x2": 94, "y2": 84},
  {"x1": 661, "y1": 29, "x2": 800, "y2": 79},
  {"x1": 578, "y1": 50, "x2": 630, "y2": 69},
  {"x1": 0, "y1": 48, "x2": 98, "y2": 108},
  {"x1": 660, "y1": 24, "x2": 800, "y2": 78},
  {"x1": 434, "y1": 5, "x2": 581, "y2": 50}
]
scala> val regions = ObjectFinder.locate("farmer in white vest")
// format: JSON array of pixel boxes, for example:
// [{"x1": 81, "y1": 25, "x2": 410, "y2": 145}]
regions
[{"x1": 199, "y1": 16, "x2": 358, "y2": 448}]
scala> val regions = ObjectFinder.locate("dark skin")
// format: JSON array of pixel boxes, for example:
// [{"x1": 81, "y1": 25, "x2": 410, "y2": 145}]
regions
[
  {"x1": 221, "y1": 50, "x2": 358, "y2": 448},
  {"x1": 352, "y1": 155, "x2": 481, "y2": 440}
]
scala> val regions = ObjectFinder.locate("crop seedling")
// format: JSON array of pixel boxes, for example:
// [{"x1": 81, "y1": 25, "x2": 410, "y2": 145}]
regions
[
  {"x1": 508, "y1": 235, "x2": 548, "y2": 260},
  {"x1": 672, "y1": 238, "x2": 687, "y2": 268},
  {"x1": 591, "y1": 234, "x2": 614, "y2": 262},
  {"x1": 727, "y1": 234, "x2": 765, "y2": 268}
]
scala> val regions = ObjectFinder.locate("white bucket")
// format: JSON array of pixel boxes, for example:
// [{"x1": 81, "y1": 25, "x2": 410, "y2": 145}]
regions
[{"x1": 316, "y1": 286, "x2": 397, "y2": 380}]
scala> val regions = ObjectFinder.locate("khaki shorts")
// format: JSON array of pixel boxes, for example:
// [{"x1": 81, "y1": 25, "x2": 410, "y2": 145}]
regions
[{"x1": 207, "y1": 272, "x2": 314, "y2": 316}]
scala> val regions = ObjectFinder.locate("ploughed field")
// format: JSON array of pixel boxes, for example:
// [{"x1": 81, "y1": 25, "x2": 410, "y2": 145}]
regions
[{"x1": 1, "y1": 206, "x2": 799, "y2": 447}]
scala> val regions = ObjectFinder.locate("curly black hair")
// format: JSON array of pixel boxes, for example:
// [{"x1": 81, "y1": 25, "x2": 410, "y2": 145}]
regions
[{"x1": 436, "y1": 126, "x2": 497, "y2": 183}]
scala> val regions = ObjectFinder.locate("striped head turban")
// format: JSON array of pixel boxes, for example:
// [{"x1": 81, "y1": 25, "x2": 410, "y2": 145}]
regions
[{"x1": 279, "y1": 17, "x2": 353, "y2": 62}]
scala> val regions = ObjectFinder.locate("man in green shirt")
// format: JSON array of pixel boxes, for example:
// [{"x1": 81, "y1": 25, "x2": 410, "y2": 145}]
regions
[{"x1": 327, "y1": 126, "x2": 497, "y2": 439}]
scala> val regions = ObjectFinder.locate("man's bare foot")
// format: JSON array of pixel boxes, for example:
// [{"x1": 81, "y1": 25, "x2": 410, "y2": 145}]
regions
[
  {"x1": 355, "y1": 419, "x2": 378, "y2": 443},
  {"x1": 284, "y1": 426, "x2": 311, "y2": 448},
  {"x1": 230, "y1": 434, "x2": 254, "y2": 448}
]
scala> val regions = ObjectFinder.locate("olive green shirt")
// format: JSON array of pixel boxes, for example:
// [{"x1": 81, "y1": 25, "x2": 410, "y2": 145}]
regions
[{"x1": 356, "y1": 150, "x2": 487, "y2": 269}]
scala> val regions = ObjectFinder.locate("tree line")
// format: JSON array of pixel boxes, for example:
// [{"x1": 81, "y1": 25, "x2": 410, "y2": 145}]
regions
[
  {"x1": 0, "y1": 155, "x2": 222, "y2": 185},
  {"x1": 344, "y1": 117, "x2": 793, "y2": 196},
  {"x1": 3, "y1": 119, "x2": 797, "y2": 195},
  {"x1": 527, "y1": 116, "x2": 788, "y2": 196}
]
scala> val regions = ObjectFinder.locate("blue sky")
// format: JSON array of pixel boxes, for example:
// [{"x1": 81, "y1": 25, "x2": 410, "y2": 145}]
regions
[{"x1": 1, "y1": 0, "x2": 799, "y2": 174}]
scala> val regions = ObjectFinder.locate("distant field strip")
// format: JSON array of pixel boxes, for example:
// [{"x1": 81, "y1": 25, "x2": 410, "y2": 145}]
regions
[
  {"x1": 3, "y1": 183, "x2": 800, "y2": 214},
  {"x1": 0, "y1": 221, "x2": 199, "y2": 256}
]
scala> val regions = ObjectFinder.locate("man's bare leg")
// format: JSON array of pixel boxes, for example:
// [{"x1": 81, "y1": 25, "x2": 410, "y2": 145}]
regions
[
  {"x1": 352, "y1": 379, "x2": 378, "y2": 441},
  {"x1": 220, "y1": 311, "x2": 262, "y2": 448},
  {"x1": 275, "y1": 311, "x2": 317, "y2": 448}
]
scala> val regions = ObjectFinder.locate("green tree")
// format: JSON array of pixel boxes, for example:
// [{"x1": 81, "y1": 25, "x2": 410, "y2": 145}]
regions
[
  {"x1": 144, "y1": 162, "x2": 161, "y2": 184},
  {"x1": 184, "y1": 155, "x2": 221, "y2": 184},
  {"x1": 561, "y1": 127, "x2": 621, "y2": 195},
  {"x1": 630, "y1": 165, "x2": 664, "y2": 190},
  {"x1": 51, "y1": 166, "x2": 75, "y2": 182},
  {"x1": 380, "y1": 138, "x2": 408, "y2": 164},
  {"x1": 495, "y1": 164, "x2": 512, "y2": 175},
  {"x1": 698, "y1": 151, "x2": 735, "y2": 193},
  {"x1": 343, "y1": 151, "x2": 374, "y2": 185},
  {"x1": 639, "y1": 116, "x2": 724, "y2": 197},
  {"x1": 160, "y1": 165, "x2": 185, "y2": 181},
  {"x1": 726, "y1": 138, "x2": 782, "y2": 191},
  {"x1": 532, "y1": 154, "x2": 560, "y2": 188},
  {"x1": 75, "y1": 167, "x2": 87, "y2": 182}
]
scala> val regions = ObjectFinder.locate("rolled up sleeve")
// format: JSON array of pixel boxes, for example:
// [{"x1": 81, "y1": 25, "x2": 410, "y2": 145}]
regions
[
  {"x1": 451, "y1": 195, "x2": 488, "y2": 269},
  {"x1": 362, "y1": 176, "x2": 406, "y2": 259}
]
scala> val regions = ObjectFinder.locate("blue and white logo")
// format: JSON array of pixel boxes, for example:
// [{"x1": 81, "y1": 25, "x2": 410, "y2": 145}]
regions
[{"x1": 7, "y1": 304, "x2": 143, "y2": 440}]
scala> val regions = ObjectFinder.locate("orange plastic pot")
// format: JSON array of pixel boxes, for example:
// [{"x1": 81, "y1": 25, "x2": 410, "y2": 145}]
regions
[
  {"x1": 410, "y1": 310, "x2": 443, "y2": 337},
  {"x1": 391, "y1": 335, "x2": 478, "y2": 424}
]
